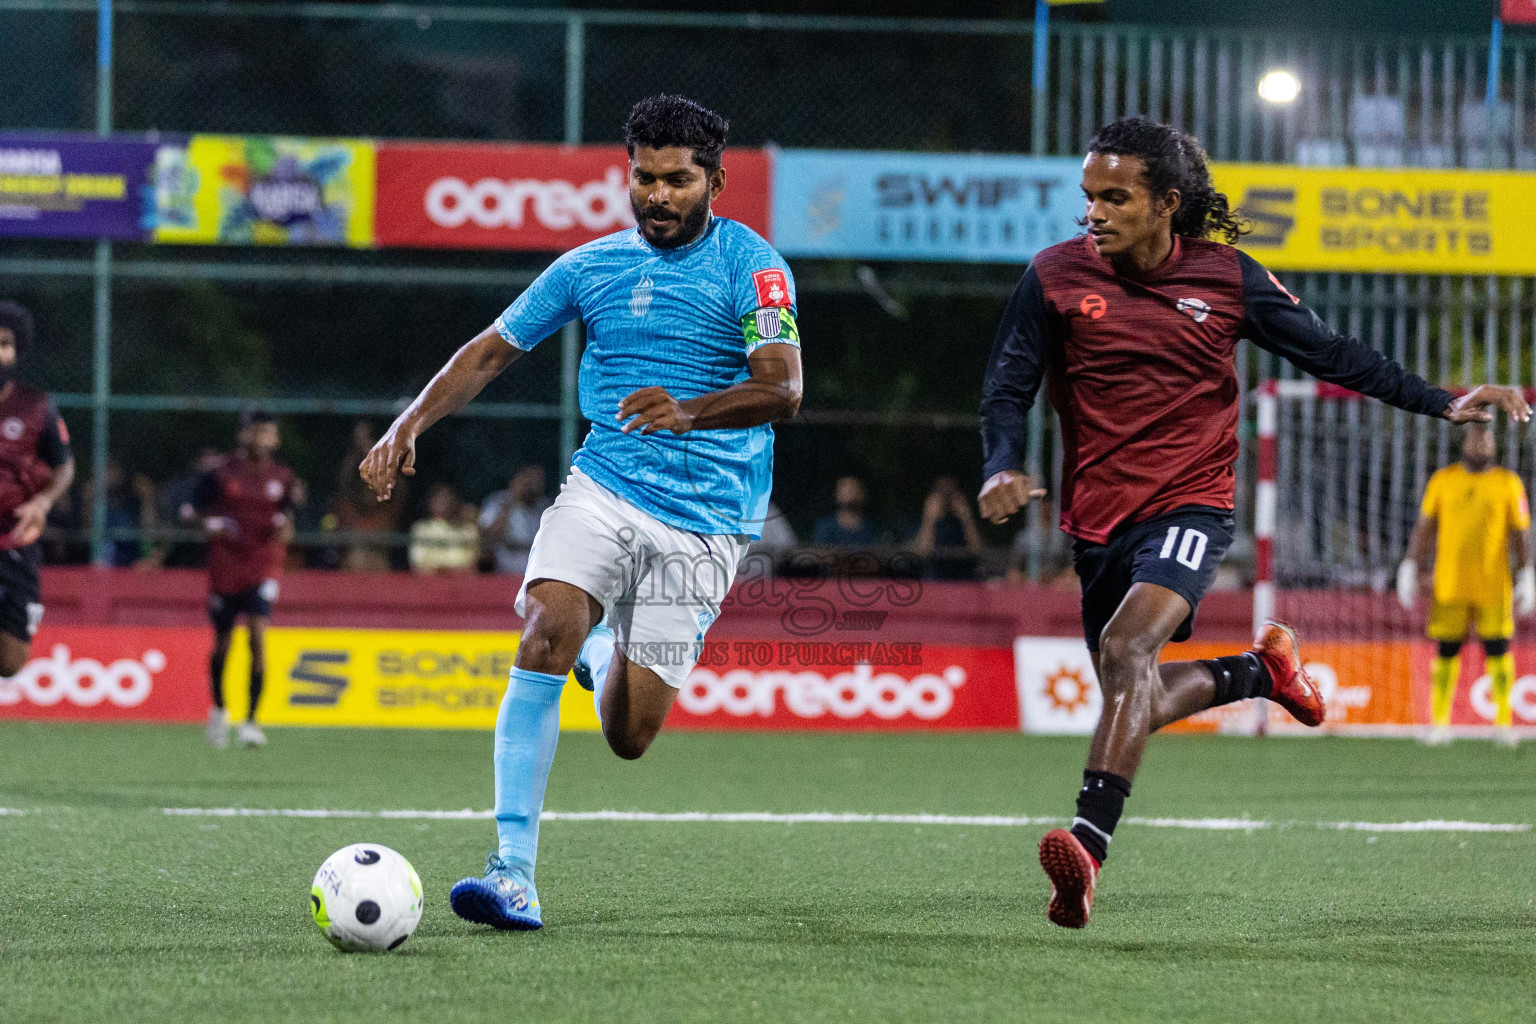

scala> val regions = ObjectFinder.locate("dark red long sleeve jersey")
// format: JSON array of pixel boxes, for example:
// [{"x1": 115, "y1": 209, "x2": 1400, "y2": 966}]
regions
[
  {"x1": 980, "y1": 235, "x2": 1453, "y2": 544},
  {"x1": 192, "y1": 454, "x2": 295, "y2": 594},
  {"x1": 0, "y1": 385, "x2": 71, "y2": 550}
]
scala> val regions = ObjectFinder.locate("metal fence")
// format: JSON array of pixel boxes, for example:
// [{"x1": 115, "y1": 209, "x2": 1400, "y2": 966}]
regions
[{"x1": 3, "y1": 1, "x2": 1536, "y2": 576}]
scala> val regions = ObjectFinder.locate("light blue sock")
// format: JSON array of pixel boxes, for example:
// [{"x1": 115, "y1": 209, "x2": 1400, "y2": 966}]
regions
[
  {"x1": 581, "y1": 624, "x2": 616, "y2": 726},
  {"x1": 493, "y1": 666, "x2": 566, "y2": 878}
]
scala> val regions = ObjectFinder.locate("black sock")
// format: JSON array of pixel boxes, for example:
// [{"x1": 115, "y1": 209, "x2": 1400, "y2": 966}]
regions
[
  {"x1": 1070, "y1": 770, "x2": 1131, "y2": 864},
  {"x1": 209, "y1": 650, "x2": 227, "y2": 709},
  {"x1": 1203, "y1": 652, "x2": 1272, "y2": 707},
  {"x1": 248, "y1": 667, "x2": 264, "y2": 723}
]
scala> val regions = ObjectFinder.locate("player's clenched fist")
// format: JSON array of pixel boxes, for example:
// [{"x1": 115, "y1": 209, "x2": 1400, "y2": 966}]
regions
[
  {"x1": 977, "y1": 470, "x2": 1047, "y2": 525},
  {"x1": 359, "y1": 424, "x2": 417, "y2": 501}
]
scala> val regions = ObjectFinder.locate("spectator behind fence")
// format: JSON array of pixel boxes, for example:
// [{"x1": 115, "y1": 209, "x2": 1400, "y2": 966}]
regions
[
  {"x1": 479, "y1": 465, "x2": 549, "y2": 574},
  {"x1": 910, "y1": 475, "x2": 984, "y2": 580},
  {"x1": 159, "y1": 446, "x2": 223, "y2": 568},
  {"x1": 410, "y1": 482, "x2": 479, "y2": 574},
  {"x1": 811, "y1": 475, "x2": 879, "y2": 548},
  {"x1": 76, "y1": 456, "x2": 158, "y2": 568},
  {"x1": 332, "y1": 420, "x2": 408, "y2": 571}
]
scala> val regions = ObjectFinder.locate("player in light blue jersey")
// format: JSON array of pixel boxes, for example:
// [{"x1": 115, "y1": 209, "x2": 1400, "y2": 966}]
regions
[{"x1": 359, "y1": 95, "x2": 803, "y2": 931}]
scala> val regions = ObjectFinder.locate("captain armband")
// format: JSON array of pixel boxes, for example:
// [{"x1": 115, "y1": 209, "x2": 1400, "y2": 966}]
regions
[{"x1": 742, "y1": 307, "x2": 800, "y2": 355}]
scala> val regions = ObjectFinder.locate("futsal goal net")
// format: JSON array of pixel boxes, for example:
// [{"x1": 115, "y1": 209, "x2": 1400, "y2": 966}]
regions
[{"x1": 1251, "y1": 380, "x2": 1536, "y2": 736}]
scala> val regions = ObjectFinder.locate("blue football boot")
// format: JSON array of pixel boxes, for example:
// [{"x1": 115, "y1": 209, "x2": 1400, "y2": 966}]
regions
[
  {"x1": 571, "y1": 621, "x2": 615, "y2": 693},
  {"x1": 449, "y1": 853, "x2": 543, "y2": 930}
]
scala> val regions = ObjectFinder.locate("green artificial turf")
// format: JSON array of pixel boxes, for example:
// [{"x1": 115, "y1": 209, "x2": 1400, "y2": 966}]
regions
[{"x1": 0, "y1": 724, "x2": 1532, "y2": 1023}]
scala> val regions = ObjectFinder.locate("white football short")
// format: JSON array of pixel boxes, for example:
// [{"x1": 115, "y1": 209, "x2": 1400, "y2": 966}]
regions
[{"x1": 514, "y1": 468, "x2": 750, "y2": 688}]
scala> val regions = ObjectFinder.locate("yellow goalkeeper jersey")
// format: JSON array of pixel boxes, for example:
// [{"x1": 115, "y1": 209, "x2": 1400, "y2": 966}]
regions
[{"x1": 1421, "y1": 463, "x2": 1530, "y2": 603}]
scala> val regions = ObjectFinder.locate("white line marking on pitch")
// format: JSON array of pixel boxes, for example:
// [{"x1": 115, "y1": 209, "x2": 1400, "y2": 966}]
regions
[{"x1": 158, "y1": 808, "x2": 1532, "y2": 833}]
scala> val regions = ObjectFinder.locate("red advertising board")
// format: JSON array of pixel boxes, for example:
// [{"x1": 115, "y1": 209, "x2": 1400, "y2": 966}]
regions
[
  {"x1": 0, "y1": 626, "x2": 209, "y2": 722},
  {"x1": 666, "y1": 642, "x2": 1019, "y2": 731},
  {"x1": 375, "y1": 142, "x2": 771, "y2": 251},
  {"x1": 1504, "y1": 1, "x2": 1536, "y2": 27}
]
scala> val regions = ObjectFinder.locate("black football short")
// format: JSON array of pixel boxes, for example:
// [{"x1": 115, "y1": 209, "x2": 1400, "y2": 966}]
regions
[
  {"x1": 0, "y1": 543, "x2": 44, "y2": 644},
  {"x1": 209, "y1": 580, "x2": 277, "y2": 632},
  {"x1": 1072, "y1": 505, "x2": 1235, "y2": 652}
]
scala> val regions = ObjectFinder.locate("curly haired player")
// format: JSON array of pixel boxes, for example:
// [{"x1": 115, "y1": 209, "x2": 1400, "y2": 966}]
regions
[
  {"x1": 977, "y1": 117, "x2": 1529, "y2": 929},
  {"x1": 0, "y1": 301, "x2": 74, "y2": 674}
]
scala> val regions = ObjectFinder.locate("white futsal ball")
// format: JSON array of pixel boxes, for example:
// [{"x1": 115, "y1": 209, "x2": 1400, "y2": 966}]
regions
[{"x1": 310, "y1": 843, "x2": 424, "y2": 953}]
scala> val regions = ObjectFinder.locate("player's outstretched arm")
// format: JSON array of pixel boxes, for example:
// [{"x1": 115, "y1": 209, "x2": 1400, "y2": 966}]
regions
[
  {"x1": 1397, "y1": 514, "x2": 1436, "y2": 610},
  {"x1": 617, "y1": 342, "x2": 802, "y2": 435},
  {"x1": 360, "y1": 327, "x2": 523, "y2": 501},
  {"x1": 1237, "y1": 251, "x2": 1474, "y2": 419}
]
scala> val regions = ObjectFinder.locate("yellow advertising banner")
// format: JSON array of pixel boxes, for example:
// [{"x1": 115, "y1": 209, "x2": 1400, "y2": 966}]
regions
[
  {"x1": 152, "y1": 135, "x2": 375, "y2": 247},
  {"x1": 1213, "y1": 162, "x2": 1533, "y2": 275},
  {"x1": 222, "y1": 627, "x2": 599, "y2": 731}
]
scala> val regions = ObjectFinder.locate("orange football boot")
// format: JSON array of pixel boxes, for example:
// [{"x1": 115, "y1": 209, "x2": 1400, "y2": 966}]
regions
[
  {"x1": 1252, "y1": 621, "x2": 1325, "y2": 727},
  {"x1": 1038, "y1": 828, "x2": 1099, "y2": 929}
]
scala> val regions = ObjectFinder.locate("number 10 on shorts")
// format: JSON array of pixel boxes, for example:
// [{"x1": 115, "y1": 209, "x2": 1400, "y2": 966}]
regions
[{"x1": 1159, "y1": 526, "x2": 1208, "y2": 569}]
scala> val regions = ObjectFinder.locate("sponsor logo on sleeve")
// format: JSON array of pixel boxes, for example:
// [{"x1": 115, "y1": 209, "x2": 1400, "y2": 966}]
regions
[{"x1": 752, "y1": 268, "x2": 792, "y2": 308}]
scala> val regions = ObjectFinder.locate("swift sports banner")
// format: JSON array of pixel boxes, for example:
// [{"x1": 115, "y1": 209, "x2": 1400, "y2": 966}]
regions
[
  {"x1": 771, "y1": 149, "x2": 1084, "y2": 262},
  {"x1": 1214, "y1": 162, "x2": 1536, "y2": 275},
  {"x1": 0, "y1": 134, "x2": 159, "y2": 241},
  {"x1": 152, "y1": 135, "x2": 376, "y2": 247},
  {"x1": 373, "y1": 142, "x2": 770, "y2": 251}
]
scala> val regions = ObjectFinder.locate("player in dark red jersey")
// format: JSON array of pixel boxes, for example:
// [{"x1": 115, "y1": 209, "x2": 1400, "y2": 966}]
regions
[
  {"x1": 0, "y1": 302, "x2": 74, "y2": 675},
  {"x1": 977, "y1": 117, "x2": 1530, "y2": 929},
  {"x1": 193, "y1": 410, "x2": 297, "y2": 748}
]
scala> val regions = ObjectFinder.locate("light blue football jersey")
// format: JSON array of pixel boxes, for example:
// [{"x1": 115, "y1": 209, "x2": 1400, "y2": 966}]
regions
[{"x1": 494, "y1": 217, "x2": 798, "y2": 539}]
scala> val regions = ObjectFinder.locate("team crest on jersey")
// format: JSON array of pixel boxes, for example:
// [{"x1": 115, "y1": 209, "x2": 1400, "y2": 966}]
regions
[
  {"x1": 754, "y1": 308, "x2": 783, "y2": 340},
  {"x1": 0, "y1": 418, "x2": 23, "y2": 441},
  {"x1": 752, "y1": 269, "x2": 791, "y2": 309},
  {"x1": 1177, "y1": 297, "x2": 1212, "y2": 323},
  {"x1": 629, "y1": 275, "x2": 655, "y2": 318}
]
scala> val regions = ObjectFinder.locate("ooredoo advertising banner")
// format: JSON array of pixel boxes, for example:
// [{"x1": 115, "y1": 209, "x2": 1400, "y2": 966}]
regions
[
  {"x1": 770, "y1": 149, "x2": 1085, "y2": 262},
  {"x1": 152, "y1": 135, "x2": 376, "y2": 247},
  {"x1": 0, "y1": 626, "x2": 209, "y2": 721},
  {"x1": 667, "y1": 641, "x2": 1019, "y2": 731},
  {"x1": 0, "y1": 134, "x2": 159, "y2": 241},
  {"x1": 374, "y1": 142, "x2": 771, "y2": 251}
]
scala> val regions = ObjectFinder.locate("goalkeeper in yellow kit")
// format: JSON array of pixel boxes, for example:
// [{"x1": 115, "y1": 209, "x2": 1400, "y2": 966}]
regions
[{"x1": 1399, "y1": 423, "x2": 1534, "y2": 746}]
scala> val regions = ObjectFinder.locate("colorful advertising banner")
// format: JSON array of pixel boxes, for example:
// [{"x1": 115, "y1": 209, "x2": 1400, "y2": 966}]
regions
[
  {"x1": 220, "y1": 626, "x2": 598, "y2": 731},
  {"x1": 0, "y1": 134, "x2": 158, "y2": 241},
  {"x1": 374, "y1": 142, "x2": 771, "y2": 251},
  {"x1": 152, "y1": 135, "x2": 375, "y2": 247},
  {"x1": 666, "y1": 641, "x2": 1019, "y2": 731},
  {"x1": 1215, "y1": 162, "x2": 1536, "y2": 276},
  {"x1": 1013, "y1": 636, "x2": 1428, "y2": 735},
  {"x1": 771, "y1": 149, "x2": 1085, "y2": 262},
  {"x1": 0, "y1": 626, "x2": 210, "y2": 722},
  {"x1": 1504, "y1": 0, "x2": 1536, "y2": 27}
]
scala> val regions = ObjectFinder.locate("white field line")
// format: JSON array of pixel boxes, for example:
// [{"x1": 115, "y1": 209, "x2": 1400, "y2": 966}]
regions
[
  {"x1": 156, "y1": 807, "x2": 1533, "y2": 833},
  {"x1": 0, "y1": 808, "x2": 24, "y2": 815}
]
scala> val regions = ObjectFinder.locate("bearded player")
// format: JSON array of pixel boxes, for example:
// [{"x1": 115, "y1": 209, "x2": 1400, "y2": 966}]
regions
[
  {"x1": 360, "y1": 95, "x2": 802, "y2": 930},
  {"x1": 1398, "y1": 423, "x2": 1534, "y2": 747},
  {"x1": 978, "y1": 117, "x2": 1530, "y2": 929},
  {"x1": 194, "y1": 410, "x2": 297, "y2": 749},
  {"x1": 0, "y1": 301, "x2": 75, "y2": 674}
]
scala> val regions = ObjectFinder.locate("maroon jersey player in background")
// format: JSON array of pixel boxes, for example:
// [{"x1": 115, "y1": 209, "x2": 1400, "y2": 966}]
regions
[
  {"x1": 0, "y1": 302, "x2": 75, "y2": 675},
  {"x1": 193, "y1": 410, "x2": 298, "y2": 749},
  {"x1": 977, "y1": 117, "x2": 1530, "y2": 930}
]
